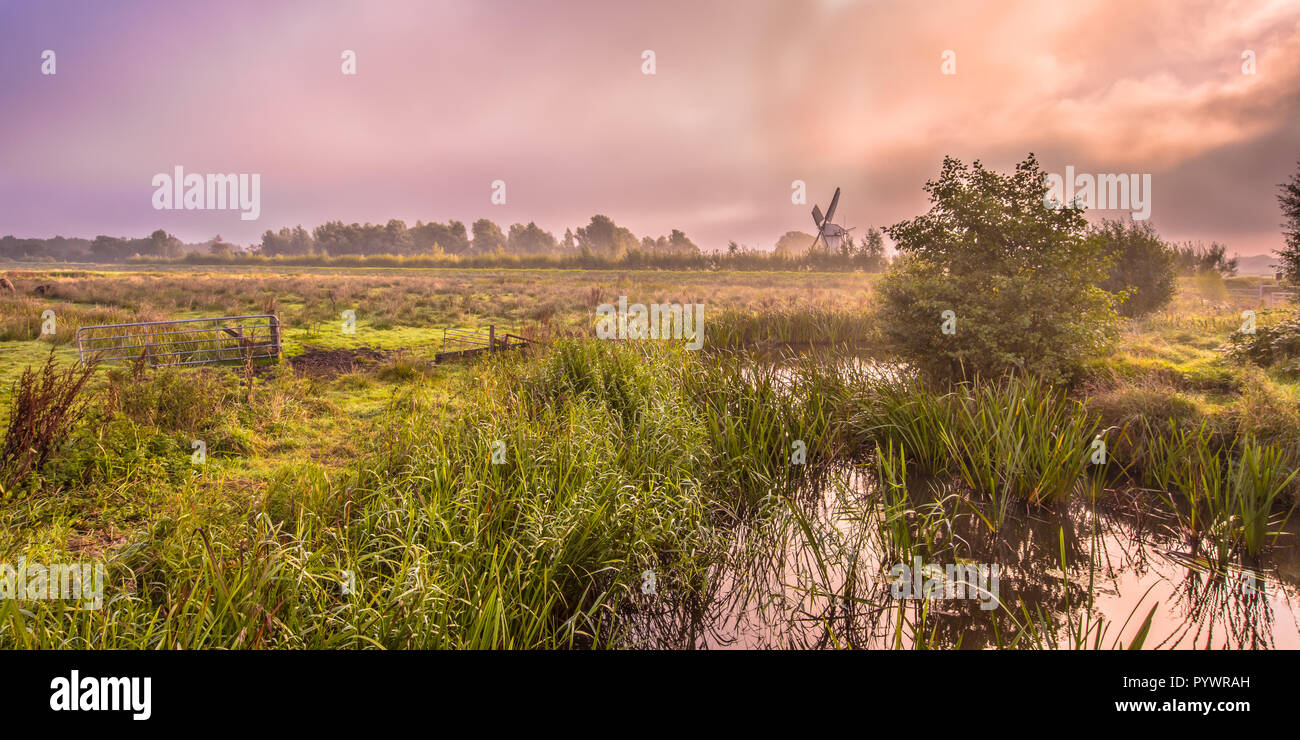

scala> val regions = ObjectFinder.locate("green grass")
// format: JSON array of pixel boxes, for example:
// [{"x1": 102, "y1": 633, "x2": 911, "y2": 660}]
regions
[
  {"x1": 0, "y1": 341, "x2": 79, "y2": 407},
  {"x1": 0, "y1": 342, "x2": 746, "y2": 646},
  {"x1": 1, "y1": 268, "x2": 1297, "y2": 649}
]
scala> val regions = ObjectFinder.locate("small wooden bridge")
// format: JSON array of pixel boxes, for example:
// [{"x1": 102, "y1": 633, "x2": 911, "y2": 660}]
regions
[{"x1": 435, "y1": 325, "x2": 532, "y2": 362}]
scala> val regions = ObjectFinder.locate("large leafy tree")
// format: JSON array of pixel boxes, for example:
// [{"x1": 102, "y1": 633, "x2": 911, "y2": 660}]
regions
[
  {"x1": 1277, "y1": 162, "x2": 1300, "y2": 285},
  {"x1": 878, "y1": 154, "x2": 1120, "y2": 384}
]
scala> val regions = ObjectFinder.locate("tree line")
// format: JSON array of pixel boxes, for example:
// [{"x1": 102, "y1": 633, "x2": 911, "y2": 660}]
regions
[
  {"x1": 10, "y1": 163, "x2": 1296, "y2": 278},
  {"x1": 0, "y1": 229, "x2": 185, "y2": 262},
  {"x1": 1, "y1": 213, "x2": 889, "y2": 269}
]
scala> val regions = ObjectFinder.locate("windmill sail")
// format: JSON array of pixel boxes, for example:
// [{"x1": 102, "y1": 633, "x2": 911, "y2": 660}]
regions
[{"x1": 824, "y1": 188, "x2": 840, "y2": 226}]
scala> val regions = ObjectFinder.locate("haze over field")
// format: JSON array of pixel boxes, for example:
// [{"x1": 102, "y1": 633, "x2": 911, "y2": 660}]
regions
[
  {"x1": 2, "y1": 0, "x2": 1299, "y2": 256},
  {"x1": 5, "y1": 0, "x2": 1300, "y2": 664}
]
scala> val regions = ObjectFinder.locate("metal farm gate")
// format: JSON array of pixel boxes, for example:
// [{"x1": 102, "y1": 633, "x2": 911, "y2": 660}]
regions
[
  {"x1": 436, "y1": 325, "x2": 529, "y2": 361},
  {"x1": 76, "y1": 315, "x2": 281, "y2": 368}
]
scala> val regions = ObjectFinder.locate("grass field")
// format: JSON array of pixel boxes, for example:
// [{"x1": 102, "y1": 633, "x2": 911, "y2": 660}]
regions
[{"x1": 1, "y1": 264, "x2": 1297, "y2": 648}]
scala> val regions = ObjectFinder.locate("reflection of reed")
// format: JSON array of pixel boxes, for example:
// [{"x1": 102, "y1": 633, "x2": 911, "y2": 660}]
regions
[
  {"x1": 1155, "y1": 558, "x2": 1275, "y2": 649},
  {"x1": 618, "y1": 465, "x2": 1299, "y2": 649}
]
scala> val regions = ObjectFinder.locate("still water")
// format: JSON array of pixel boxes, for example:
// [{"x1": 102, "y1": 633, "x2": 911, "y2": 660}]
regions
[{"x1": 622, "y1": 466, "x2": 1300, "y2": 649}]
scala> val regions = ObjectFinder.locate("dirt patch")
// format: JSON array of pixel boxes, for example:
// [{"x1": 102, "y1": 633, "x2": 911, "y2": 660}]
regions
[
  {"x1": 66, "y1": 527, "x2": 129, "y2": 559},
  {"x1": 290, "y1": 346, "x2": 390, "y2": 378}
]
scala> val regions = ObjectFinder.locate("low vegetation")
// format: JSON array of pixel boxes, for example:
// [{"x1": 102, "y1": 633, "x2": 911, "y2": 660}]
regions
[
  {"x1": 2, "y1": 156, "x2": 1297, "y2": 649},
  {"x1": 877, "y1": 155, "x2": 1120, "y2": 383},
  {"x1": 0, "y1": 351, "x2": 95, "y2": 498}
]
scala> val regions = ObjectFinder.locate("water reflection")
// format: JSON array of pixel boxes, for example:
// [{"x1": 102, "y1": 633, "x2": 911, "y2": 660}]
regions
[{"x1": 620, "y1": 465, "x2": 1300, "y2": 649}]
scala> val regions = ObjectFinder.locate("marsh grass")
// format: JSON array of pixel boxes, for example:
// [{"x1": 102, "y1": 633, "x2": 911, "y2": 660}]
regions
[
  {"x1": 1233, "y1": 439, "x2": 1298, "y2": 556},
  {"x1": 2, "y1": 268, "x2": 1297, "y2": 649},
  {"x1": 946, "y1": 377, "x2": 1101, "y2": 526},
  {"x1": 851, "y1": 374, "x2": 954, "y2": 475},
  {"x1": 1138, "y1": 420, "x2": 1297, "y2": 559},
  {"x1": 2, "y1": 341, "x2": 770, "y2": 646},
  {"x1": 872, "y1": 442, "x2": 918, "y2": 561},
  {"x1": 0, "y1": 267, "x2": 878, "y2": 362},
  {"x1": 708, "y1": 304, "x2": 878, "y2": 350},
  {"x1": 847, "y1": 374, "x2": 1103, "y2": 529}
]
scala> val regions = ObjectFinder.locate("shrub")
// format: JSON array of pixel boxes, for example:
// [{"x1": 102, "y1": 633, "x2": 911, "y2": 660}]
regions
[
  {"x1": 1222, "y1": 313, "x2": 1300, "y2": 368},
  {"x1": 1090, "y1": 219, "x2": 1178, "y2": 317},
  {"x1": 877, "y1": 154, "x2": 1120, "y2": 384},
  {"x1": 0, "y1": 350, "x2": 95, "y2": 497}
]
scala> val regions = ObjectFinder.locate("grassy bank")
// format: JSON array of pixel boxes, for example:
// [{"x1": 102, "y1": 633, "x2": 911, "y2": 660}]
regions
[
  {"x1": 0, "y1": 268, "x2": 1297, "y2": 648},
  {"x1": 2, "y1": 334, "x2": 1296, "y2": 647}
]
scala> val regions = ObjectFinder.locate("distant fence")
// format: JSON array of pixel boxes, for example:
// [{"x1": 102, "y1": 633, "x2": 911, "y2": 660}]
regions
[
  {"x1": 442, "y1": 327, "x2": 494, "y2": 352},
  {"x1": 1225, "y1": 285, "x2": 1299, "y2": 307},
  {"x1": 76, "y1": 315, "x2": 281, "y2": 368},
  {"x1": 437, "y1": 325, "x2": 529, "y2": 361}
]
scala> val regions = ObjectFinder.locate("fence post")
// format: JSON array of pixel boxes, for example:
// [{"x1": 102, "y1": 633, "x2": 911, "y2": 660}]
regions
[{"x1": 488, "y1": 324, "x2": 496, "y2": 354}]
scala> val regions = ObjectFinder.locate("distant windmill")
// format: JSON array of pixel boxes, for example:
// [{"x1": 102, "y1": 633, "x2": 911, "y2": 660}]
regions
[{"x1": 809, "y1": 187, "x2": 854, "y2": 252}]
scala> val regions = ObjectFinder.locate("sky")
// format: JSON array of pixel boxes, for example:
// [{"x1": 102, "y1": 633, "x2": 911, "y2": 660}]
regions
[{"x1": 1, "y1": 0, "x2": 1298, "y2": 256}]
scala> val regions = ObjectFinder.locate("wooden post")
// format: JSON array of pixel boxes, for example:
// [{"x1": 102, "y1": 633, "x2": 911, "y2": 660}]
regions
[{"x1": 488, "y1": 324, "x2": 496, "y2": 354}]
